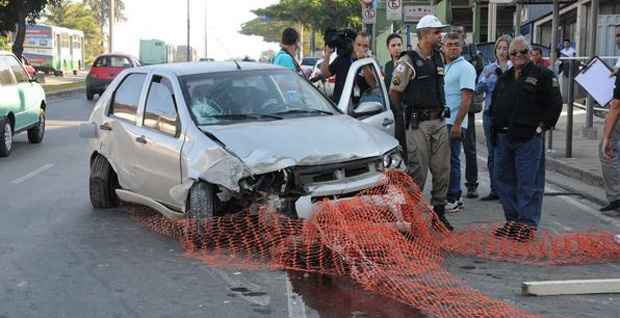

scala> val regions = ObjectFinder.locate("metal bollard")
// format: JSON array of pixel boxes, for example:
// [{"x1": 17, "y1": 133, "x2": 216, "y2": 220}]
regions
[{"x1": 566, "y1": 60, "x2": 575, "y2": 158}]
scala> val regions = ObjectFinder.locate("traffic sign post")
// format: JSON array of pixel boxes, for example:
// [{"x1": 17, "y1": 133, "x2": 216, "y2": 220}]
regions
[{"x1": 386, "y1": 0, "x2": 403, "y2": 21}]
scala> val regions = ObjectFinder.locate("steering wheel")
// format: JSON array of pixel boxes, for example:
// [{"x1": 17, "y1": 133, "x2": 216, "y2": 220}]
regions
[{"x1": 256, "y1": 98, "x2": 283, "y2": 113}]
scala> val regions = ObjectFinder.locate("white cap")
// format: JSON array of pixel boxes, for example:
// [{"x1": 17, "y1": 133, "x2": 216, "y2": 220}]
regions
[{"x1": 416, "y1": 15, "x2": 449, "y2": 30}]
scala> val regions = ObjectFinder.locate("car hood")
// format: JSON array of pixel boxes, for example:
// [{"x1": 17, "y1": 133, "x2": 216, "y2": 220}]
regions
[{"x1": 200, "y1": 115, "x2": 398, "y2": 174}]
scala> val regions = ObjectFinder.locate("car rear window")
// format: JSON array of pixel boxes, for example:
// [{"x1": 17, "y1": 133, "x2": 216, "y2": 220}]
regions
[{"x1": 94, "y1": 56, "x2": 132, "y2": 68}]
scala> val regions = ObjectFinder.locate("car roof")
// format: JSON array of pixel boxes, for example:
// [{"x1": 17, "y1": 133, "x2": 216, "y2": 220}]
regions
[
  {"x1": 138, "y1": 61, "x2": 286, "y2": 76},
  {"x1": 95, "y1": 53, "x2": 137, "y2": 60}
]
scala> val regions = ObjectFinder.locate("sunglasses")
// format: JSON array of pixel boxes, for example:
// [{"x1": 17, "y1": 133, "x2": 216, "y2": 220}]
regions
[{"x1": 510, "y1": 49, "x2": 529, "y2": 56}]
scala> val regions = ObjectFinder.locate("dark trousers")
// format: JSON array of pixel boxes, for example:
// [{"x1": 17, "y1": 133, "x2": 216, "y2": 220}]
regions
[
  {"x1": 494, "y1": 133, "x2": 545, "y2": 227},
  {"x1": 483, "y1": 111, "x2": 496, "y2": 194},
  {"x1": 463, "y1": 112, "x2": 478, "y2": 190}
]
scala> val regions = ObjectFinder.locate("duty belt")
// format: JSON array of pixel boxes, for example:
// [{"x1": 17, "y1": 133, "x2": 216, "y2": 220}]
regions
[{"x1": 413, "y1": 108, "x2": 444, "y2": 122}]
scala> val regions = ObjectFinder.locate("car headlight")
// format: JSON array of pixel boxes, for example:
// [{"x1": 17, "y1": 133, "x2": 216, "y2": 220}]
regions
[{"x1": 383, "y1": 148, "x2": 404, "y2": 169}]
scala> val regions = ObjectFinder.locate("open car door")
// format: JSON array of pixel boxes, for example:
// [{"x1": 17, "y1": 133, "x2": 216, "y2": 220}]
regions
[{"x1": 336, "y1": 58, "x2": 394, "y2": 136}]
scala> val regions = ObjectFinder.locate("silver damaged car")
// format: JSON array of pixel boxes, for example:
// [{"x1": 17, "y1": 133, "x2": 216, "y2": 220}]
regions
[{"x1": 80, "y1": 60, "x2": 404, "y2": 220}]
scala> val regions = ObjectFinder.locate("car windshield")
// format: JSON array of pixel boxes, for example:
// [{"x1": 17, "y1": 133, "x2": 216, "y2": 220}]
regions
[
  {"x1": 180, "y1": 70, "x2": 338, "y2": 125},
  {"x1": 301, "y1": 57, "x2": 318, "y2": 66}
]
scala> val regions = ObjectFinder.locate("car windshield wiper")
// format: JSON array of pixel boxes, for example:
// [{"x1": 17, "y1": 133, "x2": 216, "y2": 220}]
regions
[
  {"x1": 273, "y1": 108, "x2": 334, "y2": 116},
  {"x1": 204, "y1": 113, "x2": 284, "y2": 121}
]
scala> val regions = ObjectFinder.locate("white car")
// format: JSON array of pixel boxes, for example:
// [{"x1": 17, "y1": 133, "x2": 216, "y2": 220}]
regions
[{"x1": 80, "y1": 59, "x2": 399, "y2": 220}]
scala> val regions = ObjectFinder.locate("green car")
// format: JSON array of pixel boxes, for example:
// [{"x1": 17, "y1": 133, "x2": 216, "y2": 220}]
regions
[{"x1": 0, "y1": 51, "x2": 46, "y2": 157}]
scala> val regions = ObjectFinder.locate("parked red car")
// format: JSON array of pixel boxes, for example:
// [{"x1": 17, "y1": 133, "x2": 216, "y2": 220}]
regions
[{"x1": 86, "y1": 53, "x2": 141, "y2": 100}]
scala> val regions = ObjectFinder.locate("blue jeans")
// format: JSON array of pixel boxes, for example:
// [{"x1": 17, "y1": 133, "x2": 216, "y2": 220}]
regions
[
  {"x1": 483, "y1": 111, "x2": 496, "y2": 194},
  {"x1": 494, "y1": 133, "x2": 545, "y2": 227},
  {"x1": 447, "y1": 125, "x2": 465, "y2": 202}
]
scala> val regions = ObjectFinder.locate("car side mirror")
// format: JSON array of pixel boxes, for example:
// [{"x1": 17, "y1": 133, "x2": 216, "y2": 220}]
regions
[{"x1": 352, "y1": 101, "x2": 383, "y2": 117}]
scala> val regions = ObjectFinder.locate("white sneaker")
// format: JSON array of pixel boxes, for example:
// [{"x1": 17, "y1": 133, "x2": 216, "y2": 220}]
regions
[{"x1": 446, "y1": 199, "x2": 464, "y2": 214}]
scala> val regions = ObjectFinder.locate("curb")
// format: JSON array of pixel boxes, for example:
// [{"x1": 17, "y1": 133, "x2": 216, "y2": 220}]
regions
[{"x1": 545, "y1": 156, "x2": 604, "y2": 189}]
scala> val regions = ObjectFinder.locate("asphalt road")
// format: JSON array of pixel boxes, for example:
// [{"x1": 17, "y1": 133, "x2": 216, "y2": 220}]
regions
[{"x1": 0, "y1": 91, "x2": 618, "y2": 318}]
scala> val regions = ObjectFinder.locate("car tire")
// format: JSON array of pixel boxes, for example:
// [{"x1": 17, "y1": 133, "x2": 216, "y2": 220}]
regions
[
  {"x1": 89, "y1": 155, "x2": 120, "y2": 209},
  {"x1": 86, "y1": 90, "x2": 94, "y2": 101},
  {"x1": 0, "y1": 118, "x2": 12, "y2": 158},
  {"x1": 27, "y1": 111, "x2": 45, "y2": 144},
  {"x1": 187, "y1": 181, "x2": 219, "y2": 220}
]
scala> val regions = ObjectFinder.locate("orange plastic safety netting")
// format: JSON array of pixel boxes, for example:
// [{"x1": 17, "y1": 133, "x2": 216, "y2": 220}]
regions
[{"x1": 127, "y1": 170, "x2": 620, "y2": 318}]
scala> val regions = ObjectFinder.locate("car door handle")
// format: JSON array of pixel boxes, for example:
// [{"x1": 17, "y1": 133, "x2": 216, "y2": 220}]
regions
[
  {"x1": 382, "y1": 118, "x2": 394, "y2": 127},
  {"x1": 136, "y1": 136, "x2": 148, "y2": 144},
  {"x1": 99, "y1": 123, "x2": 112, "y2": 131}
]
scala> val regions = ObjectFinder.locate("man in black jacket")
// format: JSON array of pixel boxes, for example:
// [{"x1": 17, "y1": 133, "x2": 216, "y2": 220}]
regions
[{"x1": 491, "y1": 37, "x2": 563, "y2": 241}]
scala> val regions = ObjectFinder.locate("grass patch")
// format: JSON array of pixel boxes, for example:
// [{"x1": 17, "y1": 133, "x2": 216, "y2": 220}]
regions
[{"x1": 43, "y1": 81, "x2": 85, "y2": 94}]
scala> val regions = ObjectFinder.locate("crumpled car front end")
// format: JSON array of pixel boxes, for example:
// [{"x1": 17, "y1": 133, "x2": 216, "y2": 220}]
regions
[{"x1": 181, "y1": 115, "x2": 404, "y2": 219}]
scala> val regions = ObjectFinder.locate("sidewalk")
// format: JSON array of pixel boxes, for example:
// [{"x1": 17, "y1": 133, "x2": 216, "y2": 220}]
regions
[
  {"x1": 39, "y1": 72, "x2": 86, "y2": 95},
  {"x1": 472, "y1": 106, "x2": 609, "y2": 207}
]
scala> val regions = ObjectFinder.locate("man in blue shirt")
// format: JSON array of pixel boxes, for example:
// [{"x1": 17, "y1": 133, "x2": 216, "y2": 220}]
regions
[
  {"x1": 443, "y1": 32, "x2": 477, "y2": 213},
  {"x1": 273, "y1": 28, "x2": 303, "y2": 75}
]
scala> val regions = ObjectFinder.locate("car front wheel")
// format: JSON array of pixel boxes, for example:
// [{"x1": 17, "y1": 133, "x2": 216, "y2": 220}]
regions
[
  {"x1": 27, "y1": 111, "x2": 45, "y2": 144},
  {"x1": 89, "y1": 155, "x2": 120, "y2": 209},
  {"x1": 0, "y1": 118, "x2": 13, "y2": 157},
  {"x1": 187, "y1": 181, "x2": 219, "y2": 220}
]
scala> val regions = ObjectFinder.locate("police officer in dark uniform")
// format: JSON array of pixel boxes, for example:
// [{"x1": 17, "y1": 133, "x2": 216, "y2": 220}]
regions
[
  {"x1": 491, "y1": 37, "x2": 563, "y2": 241},
  {"x1": 389, "y1": 15, "x2": 453, "y2": 231}
]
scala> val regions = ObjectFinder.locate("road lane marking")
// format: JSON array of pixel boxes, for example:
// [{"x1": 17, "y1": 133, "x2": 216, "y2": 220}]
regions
[
  {"x1": 11, "y1": 164, "x2": 54, "y2": 184},
  {"x1": 286, "y1": 273, "x2": 308, "y2": 318}
]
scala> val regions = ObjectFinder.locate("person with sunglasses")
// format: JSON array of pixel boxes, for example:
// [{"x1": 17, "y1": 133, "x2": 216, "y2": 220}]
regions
[
  {"x1": 599, "y1": 25, "x2": 620, "y2": 215},
  {"x1": 490, "y1": 37, "x2": 563, "y2": 241}
]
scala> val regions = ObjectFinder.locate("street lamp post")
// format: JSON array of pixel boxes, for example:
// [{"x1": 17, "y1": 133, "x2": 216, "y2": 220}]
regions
[
  {"x1": 187, "y1": 0, "x2": 191, "y2": 62},
  {"x1": 109, "y1": 0, "x2": 114, "y2": 53}
]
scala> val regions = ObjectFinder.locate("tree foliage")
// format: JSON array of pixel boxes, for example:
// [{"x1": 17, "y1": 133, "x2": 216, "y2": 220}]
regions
[
  {"x1": 241, "y1": 0, "x2": 360, "y2": 55},
  {"x1": 252, "y1": 0, "x2": 361, "y2": 33},
  {"x1": 46, "y1": 0, "x2": 103, "y2": 64},
  {"x1": 0, "y1": 0, "x2": 60, "y2": 58},
  {"x1": 82, "y1": 0, "x2": 126, "y2": 25}
]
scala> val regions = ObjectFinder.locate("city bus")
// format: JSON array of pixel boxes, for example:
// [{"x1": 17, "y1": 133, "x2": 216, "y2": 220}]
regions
[{"x1": 21, "y1": 24, "x2": 84, "y2": 76}]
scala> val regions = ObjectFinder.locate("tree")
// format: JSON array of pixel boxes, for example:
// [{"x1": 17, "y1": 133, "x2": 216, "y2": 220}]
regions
[
  {"x1": 83, "y1": 0, "x2": 125, "y2": 48},
  {"x1": 46, "y1": 0, "x2": 103, "y2": 64},
  {"x1": 242, "y1": 0, "x2": 361, "y2": 55},
  {"x1": 83, "y1": 0, "x2": 126, "y2": 25},
  {"x1": 240, "y1": 17, "x2": 290, "y2": 43},
  {"x1": 0, "y1": 0, "x2": 60, "y2": 59}
]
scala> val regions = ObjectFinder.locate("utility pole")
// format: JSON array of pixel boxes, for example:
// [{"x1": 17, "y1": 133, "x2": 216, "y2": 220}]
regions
[
  {"x1": 109, "y1": 0, "x2": 114, "y2": 53},
  {"x1": 514, "y1": 0, "x2": 522, "y2": 37},
  {"x1": 585, "y1": 0, "x2": 599, "y2": 130},
  {"x1": 204, "y1": 0, "x2": 207, "y2": 59},
  {"x1": 550, "y1": 0, "x2": 559, "y2": 65},
  {"x1": 187, "y1": 0, "x2": 191, "y2": 62}
]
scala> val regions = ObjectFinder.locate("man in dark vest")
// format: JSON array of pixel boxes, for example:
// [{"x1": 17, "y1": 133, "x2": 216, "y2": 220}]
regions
[
  {"x1": 389, "y1": 15, "x2": 453, "y2": 231},
  {"x1": 491, "y1": 36, "x2": 563, "y2": 241}
]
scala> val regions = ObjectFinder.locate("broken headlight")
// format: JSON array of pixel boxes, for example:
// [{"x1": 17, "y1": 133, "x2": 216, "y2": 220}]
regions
[{"x1": 383, "y1": 147, "x2": 404, "y2": 169}]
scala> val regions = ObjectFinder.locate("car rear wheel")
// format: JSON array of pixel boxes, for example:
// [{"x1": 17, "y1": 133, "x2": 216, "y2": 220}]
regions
[
  {"x1": 89, "y1": 155, "x2": 120, "y2": 209},
  {"x1": 0, "y1": 118, "x2": 13, "y2": 158},
  {"x1": 27, "y1": 111, "x2": 45, "y2": 144}
]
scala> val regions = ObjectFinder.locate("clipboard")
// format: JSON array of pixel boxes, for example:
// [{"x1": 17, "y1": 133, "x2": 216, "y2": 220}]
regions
[{"x1": 574, "y1": 56, "x2": 616, "y2": 107}]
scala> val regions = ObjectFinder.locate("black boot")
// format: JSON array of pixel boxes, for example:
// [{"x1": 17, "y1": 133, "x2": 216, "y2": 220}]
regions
[
  {"x1": 432, "y1": 205, "x2": 454, "y2": 232},
  {"x1": 600, "y1": 200, "x2": 620, "y2": 212}
]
